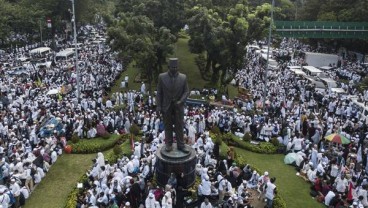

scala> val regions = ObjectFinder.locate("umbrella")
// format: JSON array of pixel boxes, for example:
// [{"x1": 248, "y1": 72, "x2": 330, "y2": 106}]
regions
[
  {"x1": 284, "y1": 152, "x2": 298, "y2": 165},
  {"x1": 325, "y1": 133, "x2": 350, "y2": 144}
]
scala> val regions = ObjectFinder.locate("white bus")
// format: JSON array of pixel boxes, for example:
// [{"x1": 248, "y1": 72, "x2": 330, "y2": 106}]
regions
[
  {"x1": 30, "y1": 47, "x2": 51, "y2": 57},
  {"x1": 55, "y1": 50, "x2": 74, "y2": 61},
  {"x1": 302, "y1": 66, "x2": 322, "y2": 76}
]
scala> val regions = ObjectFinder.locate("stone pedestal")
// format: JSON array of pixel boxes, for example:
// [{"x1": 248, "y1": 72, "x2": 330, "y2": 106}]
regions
[{"x1": 155, "y1": 144, "x2": 197, "y2": 188}]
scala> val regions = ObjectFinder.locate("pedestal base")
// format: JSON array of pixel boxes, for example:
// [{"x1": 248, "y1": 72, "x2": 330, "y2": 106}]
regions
[{"x1": 155, "y1": 144, "x2": 197, "y2": 188}]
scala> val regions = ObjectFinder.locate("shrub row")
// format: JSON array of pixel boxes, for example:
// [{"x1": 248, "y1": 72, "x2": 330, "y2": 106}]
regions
[
  {"x1": 105, "y1": 139, "x2": 133, "y2": 164},
  {"x1": 228, "y1": 133, "x2": 278, "y2": 154},
  {"x1": 69, "y1": 134, "x2": 127, "y2": 154},
  {"x1": 64, "y1": 174, "x2": 88, "y2": 208}
]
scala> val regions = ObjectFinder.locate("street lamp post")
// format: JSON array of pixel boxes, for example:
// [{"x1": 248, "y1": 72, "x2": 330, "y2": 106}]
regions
[
  {"x1": 71, "y1": 0, "x2": 80, "y2": 103},
  {"x1": 263, "y1": 0, "x2": 275, "y2": 110},
  {"x1": 39, "y1": 20, "x2": 43, "y2": 44}
]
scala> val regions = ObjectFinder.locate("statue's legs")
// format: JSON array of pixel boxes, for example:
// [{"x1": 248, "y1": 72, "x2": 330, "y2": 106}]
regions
[
  {"x1": 163, "y1": 105, "x2": 174, "y2": 147},
  {"x1": 174, "y1": 105, "x2": 185, "y2": 149}
]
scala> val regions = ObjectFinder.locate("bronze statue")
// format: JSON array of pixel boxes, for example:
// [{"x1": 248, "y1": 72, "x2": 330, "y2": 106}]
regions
[{"x1": 156, "y1": 58, "x2": 189, "y2": 153}]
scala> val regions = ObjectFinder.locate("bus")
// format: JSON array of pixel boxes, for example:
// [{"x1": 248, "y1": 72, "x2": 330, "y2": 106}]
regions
[
  {"x1": 55, "y1": 50, "x2": 74, "y2": 61},
  {"x1": 30, "y1": 47, "x2": 51, "y2": 57},
  {"x1": 302, "y1": 66, "x2": 322, "y2": 77}
]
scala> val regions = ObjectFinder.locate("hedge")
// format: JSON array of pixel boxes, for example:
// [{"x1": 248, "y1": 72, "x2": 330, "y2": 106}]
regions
[
  {"x1": 220, "y1": 141, "x2": 286, "y2": 208},
  {"x1": 68, "y1": 134, "x2": 127, "y2": 154},
  {"x1": 64, "y1": 174, "x2": 88, "y2": 208},
  {"x1": 105, "y1": 138, "x2": 133, "y2": 164},
  {"x1": 228, "y1": 134, "x2": 278, "y2": 154}
]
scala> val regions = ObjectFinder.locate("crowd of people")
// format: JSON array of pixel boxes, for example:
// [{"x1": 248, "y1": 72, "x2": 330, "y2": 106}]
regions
[{"x1": 1, "y1": 23, "x2": 368, "y2": 208}]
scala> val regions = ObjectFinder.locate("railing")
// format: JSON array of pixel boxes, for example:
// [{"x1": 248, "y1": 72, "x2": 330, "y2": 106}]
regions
[{"x1": 274, "y1": 21, "x2": 368, "y2": 38}]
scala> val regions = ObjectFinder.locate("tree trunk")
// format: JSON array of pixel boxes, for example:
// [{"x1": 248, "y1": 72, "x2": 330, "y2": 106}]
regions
[
  {"x1": 205, "y1": 53, "x2": 211, "y2": 74},
  {"x1": 211, "y1": 61, "x2": 220, "y2": 84}
]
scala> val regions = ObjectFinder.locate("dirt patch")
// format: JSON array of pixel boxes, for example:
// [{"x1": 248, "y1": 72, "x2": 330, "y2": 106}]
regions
[{"x1": 248, "y1": 189, "x2": 266, "y2": 208}]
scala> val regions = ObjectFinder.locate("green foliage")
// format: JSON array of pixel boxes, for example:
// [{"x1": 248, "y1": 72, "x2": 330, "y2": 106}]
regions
[
  {"x1": 0, "y1": 0, "x2": 112, "y2": 47},
  {"x1": 64, "y1": 174, "x2": 88, "y2": 208},
  {"x1": 71, "y1": 134, "x2": 80, "y2": 144},
  {"x1": 270, "y1": 137, "x2": 280, "y2": 147},
  {"x1": 129, "y1": 123, "x2": 140, "y2": 136},
  {"x1": 222, "y1": 132, "x2": 233, "y2": 145},
  {"x1": 300, "y1": 0, "x2": 368, "y2": 22},
  {"x1": 214, "y1": 135, "x2": 223, "y2": 145},
  {"x1": 357, "y1": 77, "x2": 368, "y2": 93},
  {"x1": 105, "y1": 139, "x2": 133, "y2": 164},
  {"x1": 210, "y1": 126, "x2": 221, "y2": 135},
  {"x1": 243, "y1": 133, "x2": 252, "y2": 142},
  {"x1": 64, "y1": 188, "x2": 78, "y2": 208},
  {"x1": 186, "y1": 2, "x2": 252, "y2": 84},
  {"x1": 113, "y1": 144, "x2": 123, "y2": 155},
  {"x1": 229, "y1": 135, "x2": 278, "y2": 154},
  {"x1": 273, "y1": 193, "x2": 287, "y2": 208},
  {"x1": 102, "y1": 132, "x2": 112, "y2": 140},
  {"x1": 69, "y1": 134, "x2": 125, "y2": 154},
  {"x1": 107, "y1": 12, "x2": 176, "y2": 88},
  {"x1": 187, "y1": 176, "x2": 201, "y2": 200}
]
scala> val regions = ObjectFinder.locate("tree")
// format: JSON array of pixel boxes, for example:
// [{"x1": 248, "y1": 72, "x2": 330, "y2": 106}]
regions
[
  {"x1": 0, "y1": 0, "x2": 13, "y2": 43},
  {"x1": 187, "y1": 2, "x2": 276, "y2": 84},
  {"x1": 115, "y1": 0, "x2": 186, "y2": 37},
  {"x1": 107, "y1": 13, "x2": 176, "y2": 91}
]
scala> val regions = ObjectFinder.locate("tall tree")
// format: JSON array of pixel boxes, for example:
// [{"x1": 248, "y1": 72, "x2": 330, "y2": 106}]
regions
[
  {"x1": 115, "y1": 0, "x2": 185, "y2": 37},
  {"x1": 186, "y1": 3, "x2": 251, "y2": 84},
  {"x1": 107, "y1": 13, "x2": 176, "y2": 91}
]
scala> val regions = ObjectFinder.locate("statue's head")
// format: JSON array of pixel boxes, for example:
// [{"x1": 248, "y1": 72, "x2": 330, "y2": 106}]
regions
[{"x1": 168, "y1": 58, "x2": 178, "y2": 75}]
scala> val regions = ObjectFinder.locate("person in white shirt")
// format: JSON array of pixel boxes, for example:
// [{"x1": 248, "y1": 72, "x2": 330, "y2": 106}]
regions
[
  {"x1": 200, "y1": 197, "x2": 213, "y2": 208},
  {"x1": 161, "y1": 191, "x2": 172, "y2": 208},
  {"x1": 218, "y1": 178, "x2": 232, "y2": 203},
  {"x1": 335, "y1": 175, "x2": 348, "y2": 194},
  {"x1": 87, "y1": 127, "x2": 97, "y2": 138},
  {"x1": 51, "y1": 149, "x2": 58, "y2": 164},
  {"x1": 199, "y1": 175, "x2": 211, "y2": 202},
  {"x1": 324, "y1": 190, "x2": 336, "y2": 206},
  {"x1": 145, "y1": 192, "x2": 157, "y2": 208},
  {"x1": 265, "y1": 177, "x2": 277, "y2": 208},
  {"x1": 20, "y1": 186, "x2": 29, "y2": 199},
  {"x1": 0, "y1": 188, "x2": 10, "y2": 208},
  {"x1": 10, "y1": 178, "x2": 20, "y2": 207},
  {"x1": 141, "y1": 82, "x2": 146, "y2": 94},
  {"x1": 357, "y1": 185, "x2": 368, "y2": 206}
]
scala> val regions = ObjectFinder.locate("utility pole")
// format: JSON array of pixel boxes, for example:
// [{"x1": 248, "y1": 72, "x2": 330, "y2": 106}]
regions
[
  {"x1": 39, "y1": 20, "x2": 43, "y2": 44},
  {"x1": 71, "y1": 0, "x2": 80, "y2": 103},
  {"x1": 263, "y1": 0, "x2": 275, "y2": 110}
]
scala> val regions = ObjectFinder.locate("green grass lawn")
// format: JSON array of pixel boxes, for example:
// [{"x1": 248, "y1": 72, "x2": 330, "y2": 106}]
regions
[
  {"x1": 234, "y1": 147, "x2": 324, "y2": 208},
  {"x1": 170, "y1": 38, "x2": 209, "y2": 90},
  {"x1": 24, "y1": 153, "x2": 96, "y2": 208}
]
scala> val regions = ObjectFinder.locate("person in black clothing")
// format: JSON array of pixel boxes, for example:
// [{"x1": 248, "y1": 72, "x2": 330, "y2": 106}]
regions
[
  {"x1": 114, "y1": 189, "x2": 124, "y2": 207},
  {"x1": 128, "y1": 179, "x2": 142, "y2": 207},
  {"x1": 177, "y1": 172, "x2": 185, "y2": 189},
  {"x1": 176, "y1": 186, "x2": 191, "y2": 208},
  {"x1": 217, "y1": 159, "x2": 228, "y2": 175}
]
